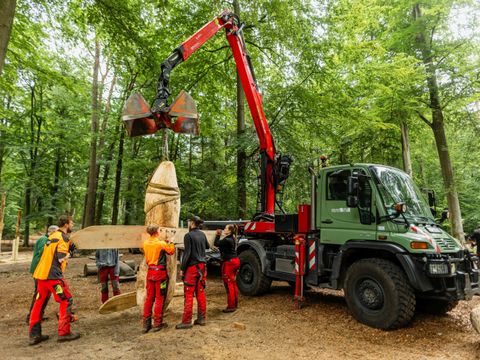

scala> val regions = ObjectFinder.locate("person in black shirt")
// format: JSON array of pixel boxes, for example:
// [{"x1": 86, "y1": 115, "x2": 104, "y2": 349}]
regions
[
  {"x1": 214, "y1": 224, "x2": 240, "y2": 312},
  {"x1": 176, "y1": 216, "x2": 209, "y2": 329}
]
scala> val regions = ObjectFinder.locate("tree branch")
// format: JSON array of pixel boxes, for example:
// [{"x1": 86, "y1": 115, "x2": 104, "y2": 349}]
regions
[
  {"x1": 186, "y1": 55, "x2": 232, "y2": 92},
  {"x1": 269, "y1": 69, "x2": 317, "y2": 129},
  {"x1": 204, "y1": 45, "x2": 230, "y2": 53},
  {"x1": 416, "y1": 111, "x2": 432, "y2": 128}
]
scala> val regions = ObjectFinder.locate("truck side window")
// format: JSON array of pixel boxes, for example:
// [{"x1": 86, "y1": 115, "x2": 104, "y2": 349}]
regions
[{"x1": 327, "y1": 170, "x2": 350, "y2": 200}]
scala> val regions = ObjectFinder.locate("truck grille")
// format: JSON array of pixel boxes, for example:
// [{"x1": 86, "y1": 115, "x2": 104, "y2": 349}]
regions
[{"x1": 435, "y1": 238, "x2": 457, "y2": 251}]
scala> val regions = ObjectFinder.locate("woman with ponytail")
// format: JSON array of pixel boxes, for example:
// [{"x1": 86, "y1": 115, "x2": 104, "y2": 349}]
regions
[{"x1": 214, "y1": 224, "x2": 240, "y2": 312}]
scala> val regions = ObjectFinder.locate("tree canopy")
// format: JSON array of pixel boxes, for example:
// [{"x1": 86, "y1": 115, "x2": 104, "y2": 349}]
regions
[{"x1": 0, "y1": 0, "x2": 479, "y2": 242}]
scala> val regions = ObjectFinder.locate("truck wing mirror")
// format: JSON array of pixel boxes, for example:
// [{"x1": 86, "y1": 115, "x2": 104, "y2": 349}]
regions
[
  {"x1": 347, "y1": 195, "x2": 359, "y2": 208},
  {"x1": 394, "y1": 202, "x2": 407, "y2": 214}
]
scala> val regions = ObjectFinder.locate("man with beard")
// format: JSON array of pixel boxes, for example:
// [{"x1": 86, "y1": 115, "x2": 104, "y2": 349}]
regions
[
  {"x1": 176, "y1": 215, "x2": 209, "y2": 329},
  {"x1": 28, "y1": 215, "x2": 80, "y2": 345}
]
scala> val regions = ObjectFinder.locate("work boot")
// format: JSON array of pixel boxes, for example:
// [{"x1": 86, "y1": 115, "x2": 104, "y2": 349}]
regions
[
  {"x1": 28, "y1": 334, "x2": 49, "y2": 346},
  {"x1": 193, "y1": 318, "x2": 206, "y2": 326},
  {"x1": 152, "y1": 323, "x2": 168, "y2": 332},
  {"x1": 222, "y1": 308, "x2": 236, "y2": 313},
  {"x1": 175, "y1": 322, "x2": 193, "y2": 330},
  {"x1": 57, "y1": 333, "x2": 80, "y2": 342},
  {"x1": 142, "y1": 317, "x2": 152, "y2": 333}
]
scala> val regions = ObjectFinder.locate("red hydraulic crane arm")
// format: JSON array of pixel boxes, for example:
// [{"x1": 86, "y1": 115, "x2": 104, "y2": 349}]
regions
[
  {"x1": 151, "y1": 10, "x2": 277, "y2": 214},
  {"x1": 152, "y1": 10, "x2": 275, "y2": 160}
]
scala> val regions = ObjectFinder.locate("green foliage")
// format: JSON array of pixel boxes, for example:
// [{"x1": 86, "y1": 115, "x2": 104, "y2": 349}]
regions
[{"x1": 1, "y1": 0, "x2": 479, "y2": 240}]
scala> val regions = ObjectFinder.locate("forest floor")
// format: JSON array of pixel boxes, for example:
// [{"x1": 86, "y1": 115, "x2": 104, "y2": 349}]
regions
[{"x1": 0, "y1": 251, "x2": 480, "y2": 360}]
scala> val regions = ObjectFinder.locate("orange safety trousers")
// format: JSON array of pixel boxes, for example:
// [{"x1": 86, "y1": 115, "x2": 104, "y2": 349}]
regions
[{"x1": 29, "y1": 279, "x2": 73, "y2": 337}]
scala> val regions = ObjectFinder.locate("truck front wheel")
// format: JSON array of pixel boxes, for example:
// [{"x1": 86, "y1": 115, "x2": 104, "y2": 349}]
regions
[
  {"x1": 237, "y1": 250, "x2": 272, "y2": 296},
  {"x1": 344, "y1": 258, "x2": 415, "y2": 330}
]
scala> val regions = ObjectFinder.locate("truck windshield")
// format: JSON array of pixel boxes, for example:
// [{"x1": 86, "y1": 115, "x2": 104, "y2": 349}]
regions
[{"x1": 370, "y1": 166, "x2": 434, "y2": 224}]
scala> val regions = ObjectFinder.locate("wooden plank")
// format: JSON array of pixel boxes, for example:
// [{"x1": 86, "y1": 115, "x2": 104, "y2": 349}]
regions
[
  {"x1": 71, "y1": 225, "x2": 217, "y2": 250},
  {"x1": 99, "y1": 291, "x2": 137, "y2": 314}
]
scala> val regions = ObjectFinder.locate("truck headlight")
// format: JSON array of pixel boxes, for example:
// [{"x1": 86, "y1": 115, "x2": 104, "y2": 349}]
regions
[{"x1": 428, "y1": 262, "x2": 449, "y2": 275}]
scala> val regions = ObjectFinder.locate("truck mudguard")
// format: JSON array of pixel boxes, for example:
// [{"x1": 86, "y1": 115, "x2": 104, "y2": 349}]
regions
[
  {"x1": 237, "y1": 239, "x2": 269, "y2": 273},
  {"x1": 332, "y1": 241, "x2": 433, "y2": 292}
]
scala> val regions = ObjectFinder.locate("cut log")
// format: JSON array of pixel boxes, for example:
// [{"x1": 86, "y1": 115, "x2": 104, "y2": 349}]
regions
[
  {"x1": 84, "y1": 263, "x2": 97, "y2": 277},
  {"x1": 123, "y1": 260, "x2": 136, "y2": 270},
  {"x1": 72, "y1": 225, "x2": 217, "y2": 249},
  {"x1": 99, "y1": 291, "x2": 137, "y2": 314}
]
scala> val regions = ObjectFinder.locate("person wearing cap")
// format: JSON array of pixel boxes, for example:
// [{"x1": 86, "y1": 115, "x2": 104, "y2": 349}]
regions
[
  {"x1": 29, "y1": 215, "x2": 80, "y2": 345},
  {"x1": 95, "y1": 248, "x2": 121, "y2": 303},
  {"x1": 142, "y1": 224, "x2": 175, "y2": 333},
  {"x1": 26, "y1": 224, "x2": 59, "y2": 324},
  {"x1": 176, "y1": 215, "x2": 210, "y2": 329}
]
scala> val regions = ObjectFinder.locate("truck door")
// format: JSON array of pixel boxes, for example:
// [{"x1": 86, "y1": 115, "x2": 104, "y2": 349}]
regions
[{"x1": 318, "y1": 168, "x2": 377, "y2": 245}]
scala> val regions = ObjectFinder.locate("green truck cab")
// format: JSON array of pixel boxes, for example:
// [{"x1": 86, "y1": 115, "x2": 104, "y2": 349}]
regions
[{"x1": 236, "y1": 163, "x2": 480, "y2": 329}]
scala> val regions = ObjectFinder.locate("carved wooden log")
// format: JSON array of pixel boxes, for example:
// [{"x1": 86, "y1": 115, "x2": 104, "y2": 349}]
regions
[{"x1": 137, "y1": 161, "x2": 181, "y2": 312}]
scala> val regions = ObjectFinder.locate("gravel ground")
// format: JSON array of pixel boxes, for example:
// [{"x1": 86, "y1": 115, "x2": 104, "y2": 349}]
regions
[{"x1": 0, "y1": 251, "x2": 480, "y2": 360}]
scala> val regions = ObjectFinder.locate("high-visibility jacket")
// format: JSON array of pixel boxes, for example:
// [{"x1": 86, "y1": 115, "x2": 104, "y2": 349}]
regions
[
  {"x1": 33, "y1": 230, "x2": 71, "y2": 280},
  {"x1": 143, "y1": 236, "x2": 175, "y2": 267}
]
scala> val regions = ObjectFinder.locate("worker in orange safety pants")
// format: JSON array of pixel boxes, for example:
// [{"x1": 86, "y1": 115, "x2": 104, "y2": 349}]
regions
[
  {"x1": 176, "y1": 215, "x2": 209, "y2": 329},
  {"x1": 28, "y1": 215, "x2": 80, "y2": 345},
  {"x1": 142, "y1": 224, "x2": 175, "y2": 333}
]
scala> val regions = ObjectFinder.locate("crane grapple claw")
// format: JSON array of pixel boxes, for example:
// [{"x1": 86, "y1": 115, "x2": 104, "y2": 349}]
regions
[
  {"x1": 122, "y1": 92, "x2": 158, "y2": 137},
  {"x1": 122, "y1": 91, "x2": 199, "y2": 137},
  {"x1": 169, "y1": 90, "x2": 198, "y2": 119}
]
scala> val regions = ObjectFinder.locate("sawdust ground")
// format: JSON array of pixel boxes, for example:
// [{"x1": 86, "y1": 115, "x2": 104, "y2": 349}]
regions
[{"x1": 0, "y1": 251, "x2": 479, "y2": 360}]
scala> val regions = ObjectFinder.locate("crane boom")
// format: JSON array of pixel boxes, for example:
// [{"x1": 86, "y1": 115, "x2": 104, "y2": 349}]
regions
[{"x1": 123, "y1": 10, "x2": 291, "y2": 219}]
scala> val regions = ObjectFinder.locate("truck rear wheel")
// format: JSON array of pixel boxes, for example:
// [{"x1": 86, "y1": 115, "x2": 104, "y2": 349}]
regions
[
  {"x1": 344, "y1": 258, "x2": 415, "y2": 330},
  {"x1": 416, "y1": 298, "x2": 458, "y2": 315},
  {"x1": 237, "y1": 250, "x2": 272, "y2": 296}
]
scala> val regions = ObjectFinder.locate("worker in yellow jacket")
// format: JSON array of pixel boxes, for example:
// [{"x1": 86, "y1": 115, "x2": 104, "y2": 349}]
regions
[{"x1": 29, "y1": 215, "x2": 80, "y2": 345}]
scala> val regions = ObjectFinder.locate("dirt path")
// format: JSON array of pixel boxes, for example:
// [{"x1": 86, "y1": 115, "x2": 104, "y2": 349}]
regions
[{"x1": 0, "y1": 252, "x2": 479, "y2": 360}]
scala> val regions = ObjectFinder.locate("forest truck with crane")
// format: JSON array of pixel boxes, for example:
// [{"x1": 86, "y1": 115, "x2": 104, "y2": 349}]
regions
[{"x1": 121, "y1": 9, "x2": 480, "y2": 330}]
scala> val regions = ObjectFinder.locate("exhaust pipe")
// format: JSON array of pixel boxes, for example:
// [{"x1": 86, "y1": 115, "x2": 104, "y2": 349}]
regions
[{"x1": 308, "y1": 166, "x2": 316, "y2": 231}]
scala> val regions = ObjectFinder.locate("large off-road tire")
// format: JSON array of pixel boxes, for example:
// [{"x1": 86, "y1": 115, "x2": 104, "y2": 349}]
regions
[
  {"x1": 416, "y1": 298, "x2": 458, "y2": 315},
  {"x1": 237, "y1": 250, "x2": 272, "y2": 296},
  {"x1": 344, "y1": 258, "x2": 415, "y2": 330}
]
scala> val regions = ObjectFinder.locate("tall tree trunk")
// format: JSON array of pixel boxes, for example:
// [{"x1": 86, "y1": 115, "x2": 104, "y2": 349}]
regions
[
  {"x1": 234, "y1": 0, "x2": 247, "y2": 219},
  {"x1": 84, "y1": 38, "x2": 100, "y2": 227},
  {"x1": 413, "y1": 4, "x2": 464, "y2": 241},
  {"x1": 0, "y1": 95, "x2": 12, "y2": 187},
  {"x1": 400, "y1": 121, "x2": 412, "y2": 177},
  {"x1": 93, "y1": 74, "x2": 116, "y2": 224},
  {"x1": 123, "y1": 140, "x2": 141, "y2": 225},
  {"x1": 111, "y1": 75, "x2": 137, "y2": 225},
  {"x1": 95, "y1": 124, "x2": 119, "y2": 225},
  {"x1": 48, "y1": 148, "x2": 61, "y2": 227},
  {"x1": 0, "y1": 0, "x2": 16, "y2": 75},
  {"x1": 24, "y1": 82, "x2": 43, "y2": 246},
  {"x1": 188, "y1": 136, "x2": 192, "y2": 176},
  {"x1": 111, "y1": 129, "x2": 124, "y2": 225}
]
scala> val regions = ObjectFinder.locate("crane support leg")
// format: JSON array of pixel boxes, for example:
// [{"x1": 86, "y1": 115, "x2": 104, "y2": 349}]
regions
[{"x1": 294, "y1": 235, "x2": 306, "y2": 309}]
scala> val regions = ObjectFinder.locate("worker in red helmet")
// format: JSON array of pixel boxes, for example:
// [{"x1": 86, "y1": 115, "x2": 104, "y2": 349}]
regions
[
  {"x1": 29, "y1": 215, "x2": 80, "y2": 345},
  {"x1": 142, "y1": 224, "x2": 175, "y2": 333},
  {"x1": 176, "y1": 215, "x2": 209, "y2": 329},
  {"x1": 214, "y1": 224, "x2": 240, "y2": 312}
]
